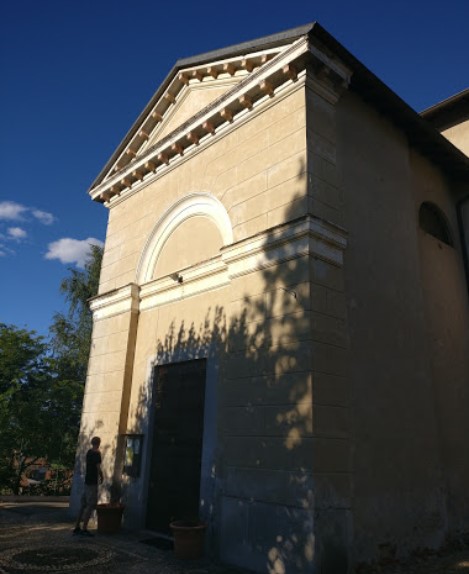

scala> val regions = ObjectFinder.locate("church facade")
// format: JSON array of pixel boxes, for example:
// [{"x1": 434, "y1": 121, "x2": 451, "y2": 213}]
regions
[{"x1": 70, "y1": 23, "x2": 469, "y2": 573}]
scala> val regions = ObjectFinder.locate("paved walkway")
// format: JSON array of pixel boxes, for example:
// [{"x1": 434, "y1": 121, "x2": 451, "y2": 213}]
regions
[
  {"x1": 1, "y1": 502, "x2": 468, "y2": 573},
  {"x1": 0, "y1": 501, "x2": 249, "y2": 574}
]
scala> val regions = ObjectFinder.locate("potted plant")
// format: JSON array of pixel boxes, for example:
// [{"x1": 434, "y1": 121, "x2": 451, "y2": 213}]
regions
[
  {"x1": 170, "y1": 517, "x2": 207, "y2": 560},
  {"x1": 96, "y1": 481, "x2": 125, "y2": 534}
]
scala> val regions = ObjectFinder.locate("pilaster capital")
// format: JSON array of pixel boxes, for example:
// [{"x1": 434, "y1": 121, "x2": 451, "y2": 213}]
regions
[
  {"x1": 305, "y1": 43, "x2": 352, "y2": 104},
  {"x1": 89, "y1": 283, "x2": 140, "y2": 320}
]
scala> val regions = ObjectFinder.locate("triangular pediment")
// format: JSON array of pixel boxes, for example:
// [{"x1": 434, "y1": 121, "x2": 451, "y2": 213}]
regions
[
  {"x1": 98, "y1": 46, "x2": 290, "y2": 183},
  {"x1": 90, "y1": 23, "x2": 355, "y2": 202},
  {"x1": 90, "y1": 22, "x2": 469, "y2": 205},
  {"x1": 144, "y1": 76, "x2": 243, "y2": 148}
]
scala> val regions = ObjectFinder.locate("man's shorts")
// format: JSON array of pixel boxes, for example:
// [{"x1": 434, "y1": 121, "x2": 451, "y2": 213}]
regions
[{"x1": 81, "y1": 484, "x2": 98, "y2": 508}]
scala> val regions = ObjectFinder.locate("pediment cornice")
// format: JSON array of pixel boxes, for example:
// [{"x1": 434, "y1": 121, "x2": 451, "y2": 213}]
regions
[
  {"x1": 90, "y1": 35, "x2": 352, "y2": 205},
  {"x1": 98, "y1": 46, "x2": 283, "y2": 187}
]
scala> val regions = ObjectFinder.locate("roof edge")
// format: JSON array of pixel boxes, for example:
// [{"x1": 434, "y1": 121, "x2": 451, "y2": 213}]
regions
[
  {"x1": 89, "y1": 22, "x2": 469, "y2": 193},
  {"x1": 309, "y1": 24, "x2": 469, "y2": 181},
  {"x1": 421, "y1": 88, "x2": 469, "y2": 118},
  {"x1": 89, "y1": 22, "x2": 316, "y2": 191},
  {"x1": 175, "y1": 22, "x2": 316, "y2": 68}
]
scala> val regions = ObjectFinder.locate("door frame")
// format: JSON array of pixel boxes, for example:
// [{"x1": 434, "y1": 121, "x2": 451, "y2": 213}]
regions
[{"x1": 142, "y1": 352, "x2": 219, "y2": 534}]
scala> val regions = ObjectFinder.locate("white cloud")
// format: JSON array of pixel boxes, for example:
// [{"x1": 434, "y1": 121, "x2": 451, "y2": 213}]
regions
[
  {"x1": 7, "y1": 227, "x2": 27, "y2": 240},
  {"x1": 0, "y1": 243, "x2": 15, "y2": 257},
  {"x1": 0, "y1": 201, "x2": 27, "y2": 221},
  {"x1": 32, "y1": 209, "x2": 55, "y2": 225},
  {"x1": 0, "y1": 201, "x2": 55, "y2": 226},
  {"x1": 45, "y1": 237, "x2": 103, "y2": 267}
]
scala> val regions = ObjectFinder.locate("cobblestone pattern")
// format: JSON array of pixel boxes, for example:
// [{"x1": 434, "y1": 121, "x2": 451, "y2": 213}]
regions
[
  {"x1": 0, "y1": 503, "x2": 250, "y2": 574},
  {"x1": 1, "y1": 503, "x2": 468, "y2": 573}
]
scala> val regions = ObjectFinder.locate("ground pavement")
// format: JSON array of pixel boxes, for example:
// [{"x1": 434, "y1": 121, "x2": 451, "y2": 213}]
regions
[
  {"x1": 0, "y1": 501, "x2": 248, "y2": 574},
  {"x1": 0, "y1": 502, "x2": 468, "y2": 573}
]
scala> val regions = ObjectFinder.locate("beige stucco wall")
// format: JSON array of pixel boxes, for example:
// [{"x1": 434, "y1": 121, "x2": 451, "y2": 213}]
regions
[
  {"x1": 154, "y1": 215, "x2": 224, "y2": 278},
  {"x1": 441, "y1": 119, "x2": 469, "y2": 158},
  {"x1": 76, "y1": 84, "x2": 324, "y2": 573},
  {"x1": 411, "y1": 152, "x2": 469, "y2": 533},
  {"x1": 122, "y1": 80, "x2": 351, "y2": 572},
  {"x1": 337, "y1": 90, "x2": 469, "y2": 564},
  {"x1": 73, "y1": 61, "x2": 469, "y2": 573},
  {"x1": 305, "y1": 81, "x2": 353, "y2": 572},
  {"x1": 71, "y1": 308, "x2": 138, "y2": 502},
  {"x1": 98, "y1": 85, "x2": 307, "y2": 294}
]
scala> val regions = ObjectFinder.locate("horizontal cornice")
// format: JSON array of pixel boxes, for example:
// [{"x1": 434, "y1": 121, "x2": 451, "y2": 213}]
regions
[
  {"x1": 222, "y1": 215, "x2": 348, "y2": 278},
  {"x1": 91, "y1": 215, "x2": 347, "y2": 318},
  {"x1": 89, "y1": 283, "x2": 139, "y2": 320}
]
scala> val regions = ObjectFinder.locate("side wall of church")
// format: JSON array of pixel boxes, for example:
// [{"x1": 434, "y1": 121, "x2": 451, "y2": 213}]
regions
[
  {"x1": 412, "y1": 153, "x2": 469, "y2": 536},
  {"x1": 337, "y1": 89, "x2": 469, "y2": 565}
]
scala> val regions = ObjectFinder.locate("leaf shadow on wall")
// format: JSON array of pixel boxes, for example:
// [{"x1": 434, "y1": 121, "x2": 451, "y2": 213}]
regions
[{"x1": 126, "y1": 158, "x2": 347, "y2": 573}]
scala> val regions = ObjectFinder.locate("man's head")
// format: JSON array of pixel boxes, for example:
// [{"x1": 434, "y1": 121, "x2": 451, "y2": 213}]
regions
[{"x1": 91, "y1": 436, "x2": 101, "y2": 449}]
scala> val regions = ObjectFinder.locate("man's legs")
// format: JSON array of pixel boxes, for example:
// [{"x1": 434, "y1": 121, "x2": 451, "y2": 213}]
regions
[
  {"x1": 73, "y1": 491, "x2": 87, "y2": 533},
  {"x1": 82, "y1": 485, "x2": 98, "y2": 533}
]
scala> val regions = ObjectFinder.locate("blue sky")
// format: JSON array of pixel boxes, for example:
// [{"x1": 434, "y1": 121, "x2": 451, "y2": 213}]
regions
[{"x1": 1, "y1": 0, "x2": 468, "y2": 336}]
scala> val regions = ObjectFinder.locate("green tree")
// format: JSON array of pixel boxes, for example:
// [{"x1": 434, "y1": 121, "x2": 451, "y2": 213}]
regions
[
  {"x1": 50, "y1": 244, "x2": 103, "y2": 383},
  {"x1": 47, "y1": 243, "x2": 103, "y2": 480},
  {"x1": 0, "y1": 324, "x2": 52, "y2": 493},
  {"x1": 0, "y1": 245, "x2": 103, "y2": 494}
]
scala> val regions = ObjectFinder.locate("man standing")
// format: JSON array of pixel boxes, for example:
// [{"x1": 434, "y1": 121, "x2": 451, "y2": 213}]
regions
[{"x1": 73, "y1": 436, "x2": 103, "y2": 536}]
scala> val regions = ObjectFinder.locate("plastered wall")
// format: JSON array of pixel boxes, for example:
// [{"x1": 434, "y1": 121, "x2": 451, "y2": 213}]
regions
[
  {"x1": 411, "y1": 151, "x2": 469, "y2": 534},
  {"x1": 77, "y1": 85, "x2": 321, "y2": 573},
  {"x1": 442, "y1": 119, "x2": 469, "y2": 157},
  {"x1": 337, "y1": 90, "x2": 469, "y2": 564},
  {"x1": 98, "y1": 85, "x2": 307, "y2": 294},
  {"x1": 305, "y1": 80, "x2": 353, "y2": 573},
  {"x1": 74, "y1": 69, "x2": 469, "y2": 573}
]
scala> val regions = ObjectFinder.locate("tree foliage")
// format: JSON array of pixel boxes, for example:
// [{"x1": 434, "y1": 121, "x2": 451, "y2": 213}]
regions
[
  {"x1": 50, "y1": 244, "x2": 103, "y2": 382},
  {"x1": 0, "y1": 324, "x2": 51, "y2": 492},
  {"x1": 0, "y1": 245, "x2": 103, "y2": 494}
]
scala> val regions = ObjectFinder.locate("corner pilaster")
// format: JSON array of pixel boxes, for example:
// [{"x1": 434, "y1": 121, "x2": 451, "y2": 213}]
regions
[
  {"x1": 304, "y1": 52, "x2": 354, "y2": 573},
  {"x1": 70, "y1": 284, "x2": 140, "y2": 511}
]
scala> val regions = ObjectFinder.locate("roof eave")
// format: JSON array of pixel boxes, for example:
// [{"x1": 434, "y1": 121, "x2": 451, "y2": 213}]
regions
[
  {"x1": 89, "y1": 22, "x2": 469, "y2": 195},
  {"x1": 421, "y1": 88, "x2": 469, "y2": 118},
  {"x1": 309, "y1": 24, "x2": 469, "y2": 183}
]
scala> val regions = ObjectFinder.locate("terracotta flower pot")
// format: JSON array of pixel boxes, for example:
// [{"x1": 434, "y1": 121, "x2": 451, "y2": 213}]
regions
[
  {"x1": 170, "y1": 520, "x2": 206, "y2": 560},
  {"x1": 96, "y1": 503, "x2": 125, "y2": 534}
]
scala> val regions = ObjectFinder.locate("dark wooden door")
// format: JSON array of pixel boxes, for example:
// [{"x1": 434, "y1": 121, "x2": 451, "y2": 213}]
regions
[{"x1": 146, "y1": 359, "x2": 206, "y2": 532}]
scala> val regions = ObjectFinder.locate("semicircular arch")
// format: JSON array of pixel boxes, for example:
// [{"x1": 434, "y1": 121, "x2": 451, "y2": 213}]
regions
[{"x1": 137, "y1": 193, "x2": 233, "y2": 284}]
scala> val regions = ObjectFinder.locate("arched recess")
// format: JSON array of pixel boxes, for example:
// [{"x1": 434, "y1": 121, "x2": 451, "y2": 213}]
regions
[
  {"x1": 137, "y1": 193, "x2": 233, "y2": 284},
  {"x1": 419, "y1": 201, "x2": 453, "y2": 246}
]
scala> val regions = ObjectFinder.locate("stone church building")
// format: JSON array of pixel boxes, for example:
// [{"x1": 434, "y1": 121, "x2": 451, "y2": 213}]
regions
[{"x1": 70, "y1": 22, "x2": 469, "y2": 573}]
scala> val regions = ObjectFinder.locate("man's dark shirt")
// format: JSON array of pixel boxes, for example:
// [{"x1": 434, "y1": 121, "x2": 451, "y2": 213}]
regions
[{"x1": 85, "y1": 449, "x2": 102, "y2": 485}]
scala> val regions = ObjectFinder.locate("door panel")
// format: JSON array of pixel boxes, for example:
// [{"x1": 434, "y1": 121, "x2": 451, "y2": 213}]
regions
[{"x1": 146, "y1": 359, "x2": 206, "y2": 532}]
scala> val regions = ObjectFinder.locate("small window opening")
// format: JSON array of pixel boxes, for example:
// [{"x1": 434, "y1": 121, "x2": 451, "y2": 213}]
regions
[{"x1": 419, "y1": 202, "x2": 453, "y2": 246}]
